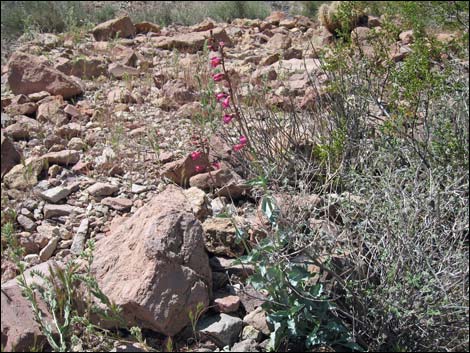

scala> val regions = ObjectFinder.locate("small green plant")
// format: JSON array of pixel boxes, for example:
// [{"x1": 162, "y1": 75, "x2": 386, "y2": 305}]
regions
[
  {"x1": 188, "y1": 302, "x2": 206, "y2": 345},
  {"x1": 237, "y1": 195, "x2": 363, "y2": 351}
]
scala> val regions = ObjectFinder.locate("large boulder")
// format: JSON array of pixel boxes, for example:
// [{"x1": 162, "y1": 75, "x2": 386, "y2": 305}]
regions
[
  {"x1": 92, "y1": 16, "x2": 136, "y2": 41},
  {"x1": 7, "y1": 52, "x2": 83, "y2": 99},
  {"x1": 91, "y1": 185, "x2": 212, "y2": 336},
  {"x1": 1, "y1": 130, "x2": 22, "y2": 178}
]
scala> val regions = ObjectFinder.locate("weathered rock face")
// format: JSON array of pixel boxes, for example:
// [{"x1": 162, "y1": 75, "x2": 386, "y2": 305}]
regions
[
  {"x1": 7, "y1": 52, "x2": 83, "y2": 99},
  {"x1": 92, "y1": 16, "x2": 136, "y2": 41},
  {"x1": 1, "y1": 131, "x2": 22, "y2": 178},
  {"x1": 91, "y1": 185, "x2": 212, "y2": 336}
]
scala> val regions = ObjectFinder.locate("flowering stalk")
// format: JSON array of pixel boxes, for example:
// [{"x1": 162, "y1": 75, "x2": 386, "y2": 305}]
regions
[{"x1": 208, "y1": 31, "x2": 251, "y2": 150}]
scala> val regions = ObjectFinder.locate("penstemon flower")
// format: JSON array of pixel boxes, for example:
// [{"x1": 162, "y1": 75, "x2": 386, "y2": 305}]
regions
[
  {"x1": 216, "y1": 92, "x2": 228, "y2": 101},
  {"x1": 195, "y1": 165, "x2": 205, "y2": 173},
  {"x1": 191, "y1": 151, "x2": 202, "y2": 160},
  {"x1": 210, "y1": 56, "x2": 222, "y2": 68},
  {"x1": 223, "y1": 113, "x2": 234, "y2": 124},
  {"x1": 212, "y1": 161, "x2": 221, "y2": 170},
  {"x1": 213, "y1": 73, "x2": 224, "y2": 82},
  {"x1": 233, "y1": 143, "x2": 245, "y2": 152},
  {"x1": 239, "y1": 135, "x2": 248, "y2": 145},
  {"x1": 222, "y1": 96, "x2": 230, "y2": 109}
]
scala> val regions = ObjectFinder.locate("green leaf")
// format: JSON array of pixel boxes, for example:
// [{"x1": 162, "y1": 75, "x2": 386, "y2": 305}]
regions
[
  {"x1": 306, "y1": 327, "x2": 323, "y2": 348},
  {"x1": 287, "y1": 266, "x2": 310, "y2": 286},
  {"x1": 310, "y1": 283, "x2": 323, "y2": 298},
  {"x1": 261, "y1": 195, "x2": 278, "y2": 225}
]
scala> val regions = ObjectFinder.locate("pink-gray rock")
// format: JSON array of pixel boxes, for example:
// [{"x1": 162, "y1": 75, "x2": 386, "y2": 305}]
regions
[
  {"x1": 16, "y1": 214, "x2": 36, "y2": 231},
  {"x1": 91, "y1": 185, "x2": 212, "y2": 336},
  {"x1": 43, "y1": 204, "x2": 75, "y2": 219},
  {"x1": 4, "y1": 115, "x2": 42, "y2": 140},
  {"x1": 197, "y1": 313, "x2": 243, "y2": 348},
  {"x1": 189, "y1": 168, "x2": 250, "y2": 199},
  {"x1": 7, "y1": 52, "x2": 83, "y2": 99},
  {"x1": 39, "y1": 186, "x2": 72, "y2": 203},
  {"x1": 87, "y1": 182, "x2": 119, "y2": 197},
  {"x1": 108, "y1": 63, "x2": 140, "y2": 79},
  {"x1": 214, "y1": 295, "x2": 241, "y2": 313},
  {"x1": 101, "y1": 197, "x2": 133, "y2": 212},
  {"x1": 92, "y1": 16, "x2": 136, "y2": 41},
  {"x1": 42, "y1": 150, "x2": 80, "y2": 166}
]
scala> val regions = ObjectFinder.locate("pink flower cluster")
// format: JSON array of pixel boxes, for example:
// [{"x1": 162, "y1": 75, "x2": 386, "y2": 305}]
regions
[
  {"x1": 209, "y1": 41, "x2": 248, "y2": 154},
  {"x1": 233, "y1": 135, "x2": 248, "y2": 152}
]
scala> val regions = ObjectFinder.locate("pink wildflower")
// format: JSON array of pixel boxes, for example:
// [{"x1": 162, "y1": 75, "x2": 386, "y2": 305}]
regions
[
  {"x1": 216, "y1": 92, "x2": 228, "y2": 101},
  {"x1": 233, "y1": 143, "x2": 245, "y2": 152},
  {"x1": 219, "y1": 41, "x2": 225, "y2": 48},
  {"x1": 210, "y1": 56, "x2": 222, "y2": 68},
  {"x1": 213, "y1": 73, "x2": 224, "y2": 82},
  {"x1": 191, "y1": 151, "x2": 202, "y2": 160},
  {"x1": 239, "y1": 135, "x2": 248, "y2": 145},
  {"x1": 212, "y1": 161, "x2": 221, "y2": 170},
  {"x1": 223, "y1": 113, "x2": 234, "y2": 124},
  {"x1": 222, "y1": 96, "x2": 230, "y2": 109},
  {"x1": 195, "y1": 165, "x2": 205, "y2": 173}
]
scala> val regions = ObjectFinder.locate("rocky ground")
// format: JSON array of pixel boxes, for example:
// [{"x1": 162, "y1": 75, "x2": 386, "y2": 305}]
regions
[{"x1": 0, "y1": 10, "x2": 455, "y2": 352}]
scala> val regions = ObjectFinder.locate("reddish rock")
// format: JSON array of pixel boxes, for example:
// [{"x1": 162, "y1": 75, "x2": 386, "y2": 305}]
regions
[
  {"x1": 4, "y1": 115, "x2": 42, "y2": 140},
  {"x1": 36, "y1": 95, "x2": 66, "y2": 124},
  {"x1": 135, "y1": 21, "x2": 161, "y2": 34},
  {"x1": 4, "y1": 102, "x2": 37, "y2": 116},
  {"x1": 108, "y1": 63, "x2": 140, "y2": 78},
  {"x1": 153, "y1": 27, "x2": 232, "y2": 54},
  {"x1": 42, "y1": 150, "x2": 80, "y2": 166},
  {"x1": 91, "y1": 185, "x2": 212, "y2": 336},
  {"x1": 1, "y1": 131, "x2": 22, "y2": 178},
  {"x1": 92, "y1": 16, "x2": 136, "y2": 41},
  {"x1": 214, "y1": 295, "x2": 241, "y2": 313},
  {"x1": 161, "y1": 152, "x2": 210, "y2": 186},
  {"x1": 101, "y1": 197, "x2": 133, "y2": 212},
  {"x1": 55, "y1": 56, "x2": 107, "y2": 79},
  {"x1": 189, "y1": 168, "x2": 249, "y2": 199},
  {"x1": 7, "y1": 52, "x2": 83, "y2": 99}
]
